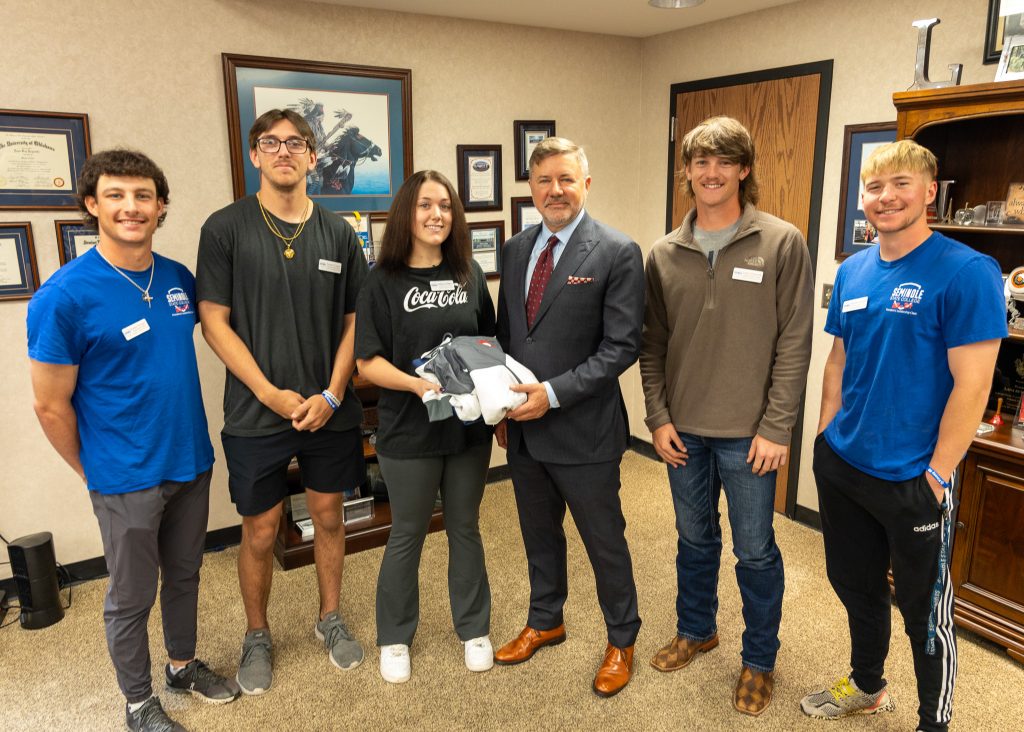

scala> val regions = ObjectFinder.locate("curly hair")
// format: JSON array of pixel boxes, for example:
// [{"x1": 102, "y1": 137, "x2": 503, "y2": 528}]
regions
[
  {"x1": 76, "y1": 149, "x2": 170, "y2": 229},
  {"x1": 679, "y1": 116, "x2": 759, "y2": 207}
]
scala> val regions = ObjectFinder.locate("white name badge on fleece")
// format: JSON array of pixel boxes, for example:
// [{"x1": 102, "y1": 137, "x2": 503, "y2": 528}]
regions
[
  {"x1": 732, "y1": 267, "x2": 764, "y2": 284},
  {"x1": 318, "y1": 259, "x2": 342, "y2": 274},
  {"x1": 430, "y1": 279, "x2": 455, "y2": 292},
  {"x1": 842, "y1": 296, "x2": 868, "y2": 313},
  {"x1": 122, "y1": 319, "x2": 150, "y2": 341}
]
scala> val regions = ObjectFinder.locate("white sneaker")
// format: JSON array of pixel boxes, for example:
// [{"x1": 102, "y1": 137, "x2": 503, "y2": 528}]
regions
[
  {"x1": 379, "y1": 644, "x2": 411, "y2": 683},
  {"x1": 464, "y1": 636, "x2": 494, "y2": 672}
]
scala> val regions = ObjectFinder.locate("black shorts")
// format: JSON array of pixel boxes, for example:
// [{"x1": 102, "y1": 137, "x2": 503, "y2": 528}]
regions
[{"x1": 222, "y1": 428, "x2": 366, "y2": 516}]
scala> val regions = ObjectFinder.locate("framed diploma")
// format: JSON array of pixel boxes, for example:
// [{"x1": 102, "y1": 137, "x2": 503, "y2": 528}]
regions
[
  {"x1": 0, "y1": 222, "x2": 40, "y2": 300},
  {"x1": 456, "y1": 144, "x2": 502, "y2": 212},
  {"x1": 0, "y1": 109, "x2": 91, "y2": 210},
  {"x1": 55, "y1": 219, "x2": 99, "y2": 265},
  {"x1": 511, "y1": 196, "x2": 542, "y2": 235},
  {"x1": 222, "y1": 53, "x2": 413, "y2": 214},
  {"x1": 468, "y1": 220, "x2": 505, "y2": 280},
  {"x1": 513, "y1": 120, "x2": 556, "y2": 181}
]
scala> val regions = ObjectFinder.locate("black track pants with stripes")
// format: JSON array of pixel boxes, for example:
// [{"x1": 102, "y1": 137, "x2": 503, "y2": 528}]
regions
[{"x1": 813, "y1": 435, "x2": 956, "y2": 732}]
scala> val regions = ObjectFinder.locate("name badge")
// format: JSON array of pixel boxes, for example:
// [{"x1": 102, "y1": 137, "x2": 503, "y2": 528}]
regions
[
  {"x1": 732, "y1": 267, "x2": 764, "y2": 284},
  {"x1": 430, "y1": 279, "x2": 455, "y2": 292},
  {"x1": 318, "y1": 259, "x2": 342, "y2": 274},
  {"x1": 842, "y1": 296, "x2": 869, "y2": 313},
  {"x1": 122, "y1": 319, "x2": 150, "y2": 341}
]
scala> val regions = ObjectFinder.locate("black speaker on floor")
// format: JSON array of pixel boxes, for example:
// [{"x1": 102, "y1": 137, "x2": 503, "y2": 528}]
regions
[{"x1": 8, "y1": 532, "x2": 65, "y2": 630}]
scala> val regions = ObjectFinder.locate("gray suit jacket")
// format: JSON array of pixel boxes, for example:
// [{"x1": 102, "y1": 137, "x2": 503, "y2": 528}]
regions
[{"x1": 496, "y1": 212, "x2": 644, "y2": 464}]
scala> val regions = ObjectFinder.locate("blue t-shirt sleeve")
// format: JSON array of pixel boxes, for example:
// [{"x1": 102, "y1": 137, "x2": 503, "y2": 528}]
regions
[
  {"x1": 824, "y1": 264, "x2": 845, "y2": 337},
  {"x1": 941, "y1": 256, "x2": 1008, "y2": 349},
  {"x1": 27, "y1": 284, "x2": 86, "y2": 365}
]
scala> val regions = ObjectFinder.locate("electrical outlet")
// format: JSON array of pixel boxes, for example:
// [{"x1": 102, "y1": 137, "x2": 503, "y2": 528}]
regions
[{"x1": 821, "y1": 283, "x2": 834, "y2": 309}]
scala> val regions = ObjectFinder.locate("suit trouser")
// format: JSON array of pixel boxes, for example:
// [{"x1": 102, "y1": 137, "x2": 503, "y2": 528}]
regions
[
  {"x1": 89, "y1": 470, "x2": 212, "y2": 703},
  {"x1": 375, "y1": 441, "x2": 492, "y2": 647},
  {"x1": 508, "y1": 438, "x2": 641, "y2": 648},
  {"x1": 813, "y1": 436, "x2": 956, "y2": 732}
]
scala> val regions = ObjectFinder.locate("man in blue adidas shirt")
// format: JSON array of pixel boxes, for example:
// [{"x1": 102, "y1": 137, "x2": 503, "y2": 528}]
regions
[
  {"x1": 27, "y1": 150, "x2": 238, "y2": 732},
  {"x1": 801, "y1": 140, "x2": 1005, "y2": 732}
]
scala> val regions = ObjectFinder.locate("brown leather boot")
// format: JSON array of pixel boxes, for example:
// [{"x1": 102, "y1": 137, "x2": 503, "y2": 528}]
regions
[
  {"x1": 650, "y1": 634, "x2": 719, "y2": 671},
  {"x1": 734, "y1": 665, "x2": 774, "y2": 716},
  {"x1": 592, "y1": 643, "x2": 634, "y2": 698},
  {"x1": 493, "y1": 625, "x2": 566, "y2": 665}
]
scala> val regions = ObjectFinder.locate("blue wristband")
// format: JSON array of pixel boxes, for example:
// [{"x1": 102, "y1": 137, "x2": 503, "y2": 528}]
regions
[
  {"x1": 321, "y1": 389, "x2": 340, "y2": 411},
  {"x1": 926, "y1": 466, "x2": 950, "y2": 490}
]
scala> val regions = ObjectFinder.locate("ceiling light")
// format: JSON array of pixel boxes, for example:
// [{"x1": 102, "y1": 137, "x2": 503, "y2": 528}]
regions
[{"x1": 649, "y1": 0, "x2": 705, "y2": 8}]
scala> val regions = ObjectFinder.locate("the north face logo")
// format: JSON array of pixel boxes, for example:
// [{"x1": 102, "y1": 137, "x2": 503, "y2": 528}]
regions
[{"x1": 745, "y1": 255, "x2": 765, "y2": 267}]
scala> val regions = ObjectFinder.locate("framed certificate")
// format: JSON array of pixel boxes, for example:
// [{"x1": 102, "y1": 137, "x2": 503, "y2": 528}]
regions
[
  {"x1": 55, "y1": 219, "x2": 99, "y2": 265},
  {"x1": 511, "y1": 196, "x2": 542, "y2": 235},
  {"x1": 513, "y1": 120, "x2": 556, "y2": 180},
  {"x1": 0, "y1": 109, "x2": 91, "y2": 210},
  {"x1": 456, "y1": 144, "x2": 502, "y2": 212},
  {"x1": 467, "y1": 220, "x2": 505, "y2": 279},
  {"x1": 0, "y1": 222, "x2": 40, "y2": 300}
]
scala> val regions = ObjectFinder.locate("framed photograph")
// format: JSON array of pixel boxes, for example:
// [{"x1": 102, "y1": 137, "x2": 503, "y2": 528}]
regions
[
  {"x1": 513, "y1": 120, "x2": 556, "y2": 180},
  {"x1": 222, "y1": 53, "x2": 413, "y2": 214},
  {"x1": 835, "y1": 122, "x2": 897, "y2": 260},
  {"x1": 996, "y1": 34, "x2": 1024, "y2": 80},
  {"x1": 456, "y1": 144, "x2": 502, "y2": 212},
  {"x1": 985, "y1": 1, "x2": 1024, "y2": 64},
  {"x1": 0, "y1": 222, "x2": 40, "y2": 300},
  {"x1": 0, "y1": 109, "x2": 91, "y2": 210},
  {"x1": 467, "y1": 220, "x2": 505, "y2": 279},
  {"x1": 54, "y1": 219, "x2": 98, "y2": 265},
  {"x1": 511, "y1": 196, "x2": 543, "y2": 236}
]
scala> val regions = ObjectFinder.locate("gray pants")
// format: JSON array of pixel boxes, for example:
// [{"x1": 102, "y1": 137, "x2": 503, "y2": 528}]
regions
[
  {"x1": 89, "y1": 470, "x2": 211, "y2": 702},
  {"x1": 376, "y1": 442, "x2": 491, "y2": 646}
]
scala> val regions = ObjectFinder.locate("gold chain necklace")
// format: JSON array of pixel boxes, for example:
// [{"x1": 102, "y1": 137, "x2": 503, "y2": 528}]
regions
[
  {"x1": 257, "y1": 193, "x2": 311, "y2": 259},
  {"x1": 96, "y1": 248, "x2": 155, "y2": 307}
]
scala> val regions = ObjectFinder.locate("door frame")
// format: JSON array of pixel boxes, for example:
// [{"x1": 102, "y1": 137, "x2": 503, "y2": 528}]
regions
[{"x1": 664, "y1": 60, "x2": 833, "y2": 517}]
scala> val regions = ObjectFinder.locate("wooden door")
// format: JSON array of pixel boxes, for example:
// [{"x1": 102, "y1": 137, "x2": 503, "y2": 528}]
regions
[{"x1": 666, "y1": 62, "x2": 832, "y2": 515}]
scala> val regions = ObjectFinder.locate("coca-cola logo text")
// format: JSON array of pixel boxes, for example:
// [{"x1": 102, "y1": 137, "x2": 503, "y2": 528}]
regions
[{"x1": 403, "y1": 285, "x2": 469, "y2": 312}]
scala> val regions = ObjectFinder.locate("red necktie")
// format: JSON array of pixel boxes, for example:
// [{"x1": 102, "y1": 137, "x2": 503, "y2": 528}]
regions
[{"x1": 526, "y1": 235, "x2": 559, "y2": 328}]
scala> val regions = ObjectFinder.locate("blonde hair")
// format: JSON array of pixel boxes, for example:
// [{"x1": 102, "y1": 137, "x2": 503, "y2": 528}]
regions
[
  {"x1": 860, "y1": 139, "x2": 937, "y2": 183},
  {"x1": 679, "y1": 116, "x2": 758, "y2": 206},
  {"x1": 528, "y1": 137, "x2": 589, "y2": 178}
]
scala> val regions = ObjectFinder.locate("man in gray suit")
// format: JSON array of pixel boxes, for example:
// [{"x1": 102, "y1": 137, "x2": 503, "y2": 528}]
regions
[{"x1": 493, "y1": 137, "x2": 644, "y2": 698}]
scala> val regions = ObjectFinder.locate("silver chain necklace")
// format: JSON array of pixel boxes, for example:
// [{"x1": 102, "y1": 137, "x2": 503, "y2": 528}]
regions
[{"x1": 96, "y1": 248, "x2": 155, "y2": 307}]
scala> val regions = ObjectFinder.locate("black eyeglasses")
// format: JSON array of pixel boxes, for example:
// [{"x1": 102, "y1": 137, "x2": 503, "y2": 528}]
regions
[{"x1": 256, "y1": 137, "x2": 310, "y2": 154}]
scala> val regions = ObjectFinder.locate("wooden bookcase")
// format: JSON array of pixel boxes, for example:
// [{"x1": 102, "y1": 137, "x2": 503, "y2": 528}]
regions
[
  {"x1": 273, "y1": 373, "x2": 445, "y2": 570},
  {"x1": 892, "y1": 79, "x2": 1024, "y2": 663}
]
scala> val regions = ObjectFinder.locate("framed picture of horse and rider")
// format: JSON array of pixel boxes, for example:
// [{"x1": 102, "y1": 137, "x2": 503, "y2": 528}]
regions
[{"x1": 222, "y1": 53, "x2": 413, "y2": 215}]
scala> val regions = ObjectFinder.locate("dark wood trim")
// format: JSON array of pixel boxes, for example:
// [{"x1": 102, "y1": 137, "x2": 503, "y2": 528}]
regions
[
  {"x1": 792, "y1": 504, "x2": 822, "y2": 531},
  {"x1": 629, "y1": 436, "x2": 660, "y2": 462}
]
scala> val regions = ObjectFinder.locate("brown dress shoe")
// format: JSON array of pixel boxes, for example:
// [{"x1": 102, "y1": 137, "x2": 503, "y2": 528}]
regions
[
  {"x1": 592, "y1": 643, "x2": 634, "y2": 698},
  {"x1": 649, "y1": 634, "x2": 719, "y2": 671},
  {"x1": 493, "y1": 625, "x2": 566, "y2": 665},
  {"x1": 734, "y1": 665, "x2": 774, "y2": 716}
]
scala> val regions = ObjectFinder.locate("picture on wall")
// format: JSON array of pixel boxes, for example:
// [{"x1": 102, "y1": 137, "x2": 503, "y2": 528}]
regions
[
  {"x1": 513, "y1": 120, "x2": 556, "y2": 180},
  {"x1": 222, "y1": 53, "x2": 413, "y2": 214},
  {"x1": 511, "y1": 196, "x2": 542, "y2": 235},
  {"x1": 55, "y1": 219, "x2": 98, "y2": 265},
  {"x1": 835, "y1": 122, "x2": 897, "y2": 260},
  {"x1": 0, "y1": 109, "x2": 91, "y2": 210},
  {"x1": 467, "y1": 220, "x2": 505, "y2": 279},
  {"x1": 456, "y1": 145, "x2": 502, "y2": 212},
  {"x1": 0, "y1": 222, "x2": 40, "y2": 299},
  {"x1": 985, "y1": 0, "x2": 1024, "y2": 64}
]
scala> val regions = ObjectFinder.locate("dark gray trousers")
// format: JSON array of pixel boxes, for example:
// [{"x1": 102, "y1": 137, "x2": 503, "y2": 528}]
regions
[
  {"x1": 375, "y1": 442, "x2": 491, "y2": 646},
  {"x1": 89, "y1": 470, "x2": 211, "y2": 702}
]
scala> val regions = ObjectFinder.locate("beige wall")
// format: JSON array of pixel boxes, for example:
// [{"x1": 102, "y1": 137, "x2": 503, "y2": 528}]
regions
[{"x1": 0, "y1": 0, "x2": 998, "y2": 575}]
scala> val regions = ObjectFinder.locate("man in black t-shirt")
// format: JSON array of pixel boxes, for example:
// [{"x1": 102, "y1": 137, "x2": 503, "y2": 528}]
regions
[{"x1": 197, "y1": 109, "x2": 369, "y2": 695}]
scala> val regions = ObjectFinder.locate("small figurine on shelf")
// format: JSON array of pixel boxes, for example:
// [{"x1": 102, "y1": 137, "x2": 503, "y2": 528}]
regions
[{"x1": 988, "y1": 397, "x2": 1005, "y2": 426}]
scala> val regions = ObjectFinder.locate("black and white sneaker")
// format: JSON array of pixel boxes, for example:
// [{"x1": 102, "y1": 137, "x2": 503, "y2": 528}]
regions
[
  {"x1": 125, "y1": 697, "x2": 186, "y2": 732},
  {"x1": 165, "y1": 659, "x2": 241, "y2": 704}
]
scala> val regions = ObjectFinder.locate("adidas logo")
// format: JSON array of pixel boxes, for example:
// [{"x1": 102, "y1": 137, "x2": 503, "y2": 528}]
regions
[{"x1": 913, "y1": 521, "x2": 940, "y2": 532}]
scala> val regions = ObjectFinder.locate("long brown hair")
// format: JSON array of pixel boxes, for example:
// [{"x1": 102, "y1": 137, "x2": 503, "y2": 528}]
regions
[{"x1": 376, "y1": 170, "x2": 473, "y2": 285}]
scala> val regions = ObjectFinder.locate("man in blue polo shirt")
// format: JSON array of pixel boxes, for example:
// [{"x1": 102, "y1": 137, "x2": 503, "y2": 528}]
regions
[
  {"x1": 801, "y1": 140, "x2": 1005, "y2": 732},
  {"x1": 28, "y1": 149, "x2": 238, "y2": 732}
]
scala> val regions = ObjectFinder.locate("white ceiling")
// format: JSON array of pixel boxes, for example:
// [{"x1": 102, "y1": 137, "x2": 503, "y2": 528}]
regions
[{"x1": 315, "y1": 0, "x2": 803, "y2": 38}]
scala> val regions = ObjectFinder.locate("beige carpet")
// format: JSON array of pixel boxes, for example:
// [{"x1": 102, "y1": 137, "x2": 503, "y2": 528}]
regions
[{"x1": 1, "y1": 451, "x2": 1019, "y2": 731}]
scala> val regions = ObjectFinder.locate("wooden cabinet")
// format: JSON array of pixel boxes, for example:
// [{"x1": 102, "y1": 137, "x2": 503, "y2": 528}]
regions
[
  {"x1": 893, "y1": 81, "x2": 1024, "y2": 663},
  {"x1": 273, "y1": 373, "x2": 445, "y2": 570}
]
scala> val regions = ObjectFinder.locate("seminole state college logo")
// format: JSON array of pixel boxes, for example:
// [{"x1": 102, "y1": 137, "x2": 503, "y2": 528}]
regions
[
  {"x1": 166, "y1": 287, "x2": 193, "y2": 316},
  {"x1": 887, "y1": 281, "x2": 924, "y2": 315}
]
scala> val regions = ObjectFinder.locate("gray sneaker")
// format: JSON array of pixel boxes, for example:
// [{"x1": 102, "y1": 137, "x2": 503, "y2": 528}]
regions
[
  {"x1": 125, "y1": 696, "x2": 186, "y2": 732},
  {"x1": 800, "y1": 675, "x2": 896, "y2": 719},
  {"x1": 315, "y1": 611, "x2": 364, "y2": 670},
  {"x1": 237, "y1": 629, "x2": 273, "y2": 695},
  {"x1": 166, "y1": 659, "x2": 240, "y2": 704}
]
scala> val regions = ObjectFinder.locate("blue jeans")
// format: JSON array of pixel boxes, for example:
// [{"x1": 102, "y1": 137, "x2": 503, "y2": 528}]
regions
[{"x1": 667, "y1": 433, "x2": 784, "y2": 672}]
